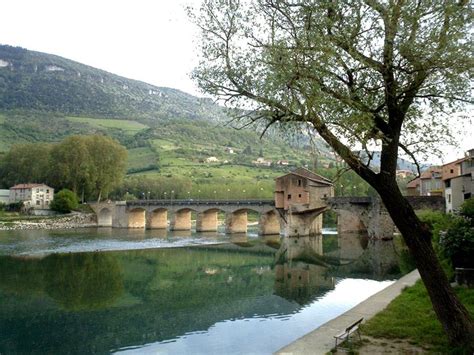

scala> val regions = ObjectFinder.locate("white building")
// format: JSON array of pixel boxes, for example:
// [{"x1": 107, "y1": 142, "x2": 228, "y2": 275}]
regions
[
  {"x1": 205, "y1": 156, "x2": 219, "y2": 163},
  {"x1": 9, "y1": 184, "x2": 54, "y2": 209},
  {"x1": 0, "y1": 189, "x2": 9, "y2": 204}
]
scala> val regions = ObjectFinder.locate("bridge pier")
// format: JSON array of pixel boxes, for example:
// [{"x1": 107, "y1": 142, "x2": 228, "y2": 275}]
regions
[
  {"x1": 147, "y1": 209, "x2": 168, "y2": 229},
  {"x1": 259, "y1": 211, "x2": 280, "y2": 235},
  {"x1": 170, "y1": 209, "x2": 192, "y2": 231},
  {"x1": 225, "y1": 210, "x2": 247, "y2": 234},
  {"x1": 283, "y1": 210, "x2": 323, "y2": 237},
  {"x1": 337, "y1": 210, "x2": 366, "y2": 234},
  {"x1": 196, "y1": 210, "x2": 219, "y2": 232},
  {"x1": 128, "y1": 208, "x2": 146, "y2": 228}
]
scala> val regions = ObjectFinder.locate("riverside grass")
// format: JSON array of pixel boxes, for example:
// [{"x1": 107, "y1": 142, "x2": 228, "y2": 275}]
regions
[{"x1": 361, "y1": 280, "x2": 474, "y2": 353}]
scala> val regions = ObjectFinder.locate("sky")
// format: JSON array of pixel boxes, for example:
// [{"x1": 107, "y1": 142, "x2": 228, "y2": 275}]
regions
[
  {"x1": 0, "y1": 0, "x2": 472, "y2": 163},
  {"x1": 0, "y1": 0, "x2": 199, "y2": 94}
]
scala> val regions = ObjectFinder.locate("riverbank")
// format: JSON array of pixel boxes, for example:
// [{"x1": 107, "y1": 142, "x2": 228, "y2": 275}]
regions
[
  {"x1": 0, "y1": 212, "x2": 97, "y2": 230},
  {"x1": 275, "y1": 269, "x2": 421, "y2": 355}
]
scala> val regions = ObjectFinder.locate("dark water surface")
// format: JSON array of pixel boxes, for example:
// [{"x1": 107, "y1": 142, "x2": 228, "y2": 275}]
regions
[{"x1": 0, "y1": 228, "x2": 413, "y2": 354}]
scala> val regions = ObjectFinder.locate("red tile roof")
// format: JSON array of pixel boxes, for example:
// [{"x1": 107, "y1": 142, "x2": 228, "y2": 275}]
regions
[
  {"x1": 10, "y1": 183, "x2": 51, "y2": 189},
  {"x1": 420, "y1": 167, "x2": 442, "y2": 179},
  {"x1": 276, "y1": 167, "x2": 333, "y2": 186},
  {"x1": 406, "y1": 178, "x2": 420, "y2": 188}
]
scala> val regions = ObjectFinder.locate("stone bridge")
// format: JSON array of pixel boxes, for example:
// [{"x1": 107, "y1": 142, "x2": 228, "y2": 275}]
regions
[
  {"x1": 89, "y1": 195, "x2": 444, "y2": 238},
  {"x1": 327, "y1": 195, "x2": 445, "y2": 239},
  {"x1": 89, "y1": 199, "x2": 283, "y2": 235}
]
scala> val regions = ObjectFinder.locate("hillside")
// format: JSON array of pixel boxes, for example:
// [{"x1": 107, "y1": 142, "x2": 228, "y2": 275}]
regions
[
  {"x1": 0, "y1": 45, "x2": 341, "y2": 196},
  {"x1": 0, "y1": 45, "x2": 224, "y2": 121}
]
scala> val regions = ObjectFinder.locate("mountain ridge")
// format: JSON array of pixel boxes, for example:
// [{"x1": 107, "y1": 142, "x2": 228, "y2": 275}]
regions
[{"x1": 0, "y1": 44, "x2": 224, "y2": 121}]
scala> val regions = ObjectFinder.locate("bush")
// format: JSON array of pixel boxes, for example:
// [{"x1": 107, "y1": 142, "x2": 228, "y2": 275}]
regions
[
  {"x1": 440, "y1": 218, "x2": 474, "y2": 268},
  {"x1": 6, "y1": 201, "x2": 24, "y2": 212},
  {"x1": 440, "y1": 198, "x2": 474, "y2": 268},
  {"x1": 50, "y1": 189, "x2": 79, "y2": 213},
  {"x1": 460, "y1": 197, "x2": 474, "y2": 222}
]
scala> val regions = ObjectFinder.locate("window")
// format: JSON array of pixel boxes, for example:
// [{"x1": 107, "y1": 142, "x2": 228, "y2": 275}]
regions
[
  {"x1": 46, "y1": 189, "x2": 49, "y2": 193},
  {"x1": 445, "y1": 180, "x2": 451, "y2": 188},
  {"x1": 450, "y1": 169, "x2": 454, "y2": 174},
  {"x1": 297, "y1": 179, "x2": 302, "y2": 187},
  {"x1": 448, "y1": 194, "x2": 451, "y2": 203},
  {"x1": 46, "y1": 201, "x2": 49, "y2": 205},
  {"x1": 36, "y1": 200, "x2": 40, "y2": 205},
  {"x1": 36, "y1": 188, "x2": 39, "y2": 193},
  {"x1": 298, "y1": 194, "x2": 302, "y2": 198},
  {"x1": 287, "y1": 194, "x2": 292, "y2": 200}
]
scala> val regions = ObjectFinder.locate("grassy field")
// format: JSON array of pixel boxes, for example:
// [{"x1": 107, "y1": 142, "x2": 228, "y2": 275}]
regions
[
  {"x1": 127, "y1": 147, "x2": 157, "y2": 171},
  {"x1": 65, "y1": 116, "x2": 148, "y2": 134},
  {"x1": 361, "y1": 280, "x2": 474, "y2": 353}
]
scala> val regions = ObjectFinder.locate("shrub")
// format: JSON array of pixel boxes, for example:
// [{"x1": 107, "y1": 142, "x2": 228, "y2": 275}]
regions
[
  {"x1": 460, "y1": 197, "x2": 474, "y2": 223},
  {"x1": 437, "y1": 198, "x2": 474, "y2": 268},
  {"x1": 439, "y1": 217, "x2": 474, "y2": 268},
  {"x1": 50, "y1": 189, "x2": 79, "y2": 213}
]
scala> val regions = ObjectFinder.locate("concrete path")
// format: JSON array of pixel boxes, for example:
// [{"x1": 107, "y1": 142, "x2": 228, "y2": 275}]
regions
[{"x1": 275, "y1": 269, "x2": 421, "y2": 355}]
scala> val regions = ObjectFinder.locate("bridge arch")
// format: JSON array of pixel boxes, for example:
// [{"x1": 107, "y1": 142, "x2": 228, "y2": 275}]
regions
[
  {"x1": 128, "y1": 207, "x2": 146, "y2": 228},
  {"x1": 98, "y1": 208, "x2": 113, "y2": 227}
]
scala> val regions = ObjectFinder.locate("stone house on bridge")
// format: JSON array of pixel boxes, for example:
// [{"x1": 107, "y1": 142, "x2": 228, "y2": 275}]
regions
[{"x1": 274, "y1": 167, "x2": 334, "y2": 211}]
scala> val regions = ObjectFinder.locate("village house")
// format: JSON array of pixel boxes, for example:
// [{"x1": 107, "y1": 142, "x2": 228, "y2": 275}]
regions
[
  {"x1": 443, "y1": 149, "x2": 474, "y2": 213},
  {"x1": 274, "y1": 167, "x2": 333, "y2": 211},
  {"x1": 405, "y1": 166, "x2": 442, "y2": 197},
  {"x1": 225, "y1": 147, "x2": 234, "y2": 154},
  {"x1": 253, "y1": 157, "x2": 272, "y2": 167},
  {"x1": 205, "y1": 156, "x2": 219, "y2": 163},
  {"x1": 276, "y1": 160, "x2": 289, "y2": 166},
  {"x1": 396, "y1": 169, "x2": 414, "y2": 179},
  {"x1": 9, "y1": 183, "x2": 54, "y2": 210},
  {"x1": 420, "y1": 166, "x2": 443, "y2": 196},
  {"x1": 406, "y1": 178, "x2": 421, "y2": 196}
]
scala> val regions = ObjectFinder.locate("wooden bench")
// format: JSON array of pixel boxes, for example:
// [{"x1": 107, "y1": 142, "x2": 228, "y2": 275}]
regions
[{"x1": 334, "y1": 317, "x2": 363, "y2": 349}]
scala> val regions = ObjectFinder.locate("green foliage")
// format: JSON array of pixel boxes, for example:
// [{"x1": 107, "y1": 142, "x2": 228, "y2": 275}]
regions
[
  {"x1": 50, "y1": 189, "x2": 79, "y2": 213},
  {"x1": 362, "y1": 281, "x2": 474, "y2": 353},
  {"x1": 460, "y1": 197, "x2": 474, "y2": 222},
  {"x1": 0, "y1": 143, "x2": 52, "y2": 187},
  {"x1": 438, "y1": 199, "x2": 474, "y2": 269},
  {"x1": 440, "y1": 218, "x2": 474, "y2": 268},
  {"x1": 0, "y1": 135, "x2": 127, "y2": 201}
]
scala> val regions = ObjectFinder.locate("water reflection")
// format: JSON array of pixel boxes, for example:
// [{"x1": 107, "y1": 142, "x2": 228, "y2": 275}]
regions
[
  {"x1": 273, "y1": 232, "x2": 409, "y2": 304},
  {"x1": 0, "y1": 253, "x2": 124, "y2": 311},
  {"x1": 0, "y1": 230, "x2": 413, "y2": 354}
]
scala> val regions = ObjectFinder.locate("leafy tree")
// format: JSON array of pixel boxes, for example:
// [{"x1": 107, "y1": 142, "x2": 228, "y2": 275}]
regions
[
  {"x1": 85, "y1": 135, "x2": 127, "y2": 202},
  {"x1": 191, "y1": 0, "x2": 474, "y2": 347},
  {"x1": 50, "y1": 189, "x2": 79, "y2": 213},
  {"x1": 49, "y1": 136, "x2": 92, "y2": 199},
  {"x1": 0, "y1": 143, "x2": 52, "y2": 187}
]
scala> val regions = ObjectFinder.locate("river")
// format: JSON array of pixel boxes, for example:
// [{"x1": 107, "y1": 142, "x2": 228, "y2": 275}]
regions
[{"x1": 0, "y1": 228, "x2": 413, "y2": 354}]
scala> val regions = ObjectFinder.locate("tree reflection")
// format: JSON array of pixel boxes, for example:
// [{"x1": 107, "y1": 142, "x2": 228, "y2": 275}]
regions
[
  {"x1": 0, "y1": 252, "x2": 124, "y2": 311},
  {"x1": 43, "y1": 253, "x2": 124, "y2": 310}
]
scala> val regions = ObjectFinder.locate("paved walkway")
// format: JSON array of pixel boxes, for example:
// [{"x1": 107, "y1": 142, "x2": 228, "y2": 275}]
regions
[{"x1": 275, "y1": 269, "x2": 421, "y2": 355}]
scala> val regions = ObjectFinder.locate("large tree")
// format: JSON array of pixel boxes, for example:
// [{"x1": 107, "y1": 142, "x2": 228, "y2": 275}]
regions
[{"x1": 191, "y1": 0, "x2": 474, "y2": 348}]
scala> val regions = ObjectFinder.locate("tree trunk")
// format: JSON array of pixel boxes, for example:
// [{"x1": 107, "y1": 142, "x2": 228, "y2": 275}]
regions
[{"x1": 377, "y1": 182, "x2": 474, "y2": 349}]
